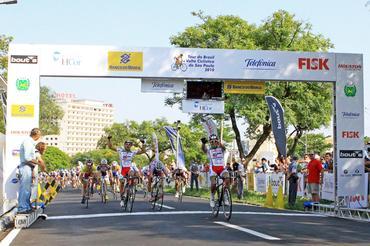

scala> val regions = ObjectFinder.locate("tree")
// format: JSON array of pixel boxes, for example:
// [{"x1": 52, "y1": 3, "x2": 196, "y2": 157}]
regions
[
  {"x1": 0, "y1": 35, "x2": 13, "y2": 133},
  {"x1": 169, "y1": 10, "x2": 334, "y2": 164},
  {"x1": 39, "y1": 86, "x2": 64, "y2": 135},
  {"x1": 96, "y1": 118, "x2": 217, "y2": 167},
  {"x1": 71, "y1": 149, "x2": 118, "y2": 167},
  {"x1": 287, "y1": 133, "x2": 332, "y2": 157},
  {"x1": 43, "y1": 146, "x2": 71, "y2": 171}
]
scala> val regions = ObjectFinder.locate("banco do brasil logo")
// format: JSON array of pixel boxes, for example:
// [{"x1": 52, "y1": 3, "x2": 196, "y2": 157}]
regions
[
  {"x1": 16, "y1": 78, "x2": 30, "y2": 91},
  {"x1": 344, "y1": 82, "x2": 356, "y2": 97},
  {"x1": 120, "y1": 54, "x2": 131, "y2": 64}
]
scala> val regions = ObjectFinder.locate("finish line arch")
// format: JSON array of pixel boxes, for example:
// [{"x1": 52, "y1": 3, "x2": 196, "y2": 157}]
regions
[{"x1": 2, "y1": 44, "x2": 366, "y2": 213}]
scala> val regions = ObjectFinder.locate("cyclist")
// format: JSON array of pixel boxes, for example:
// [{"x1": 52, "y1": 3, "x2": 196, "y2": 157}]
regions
[
  {"x1": 172, "y1": 164, "x2": 189, "y2": 198},
  {"x1": 201, "y1": 134, "x2": 230, "y2": 208},
  {"x1": 79, "y1": 159, "x2": 98, "y2": 204},
  {"x1": 174, "y1": 54, "x2": 183, "y2": 67},
  {"x1": 97, "y1": 158, "x2": 112, "y2": 201},
  {"x1": 107, "y1": 136, "x2": 146, "y2": 207},
  {"x1": 111, "y1": 161, "x2": 120, "y2": 193},
  {"x1": 147, "y1": 158, "x2": 170, "y2": 202}
]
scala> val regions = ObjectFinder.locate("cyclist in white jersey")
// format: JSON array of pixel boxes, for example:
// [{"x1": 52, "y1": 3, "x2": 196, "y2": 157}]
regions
[
  {"x1": 107, "y1": 136, "x2": 146, "y2": 205},
  {"x1": 201, "y1": 134, "x2": 230, "y2": 207}
]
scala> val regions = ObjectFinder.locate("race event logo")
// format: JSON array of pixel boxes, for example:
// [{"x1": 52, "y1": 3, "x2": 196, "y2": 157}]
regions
[
  {"x1": 339, "y1": 150, "x2": 363, "y2": 158},
  {"x1": 298, "y1": 58, "x2": 329, "y2": 70},
  {"x1": 10, "y1": 55, "x2": 38, "y2": 64},
  {"x1": 342, "y1": 111, "x2": 360, "y2": 119},
  {"x1": 53, "y1": 51, "x2": 81, "y2": 66},
  {"x1": 342, "y1": 131, "x2": 360, "y2": 138},
  {"x1": 16, "y1": 78, "x2": 30, "y2": 91},
  {"x1": 344, "y1": 82, "x2": 356, "y2": 97},
  {"x1": 108, "y1": 51, "x2": 143, "y2": 72},
  {"x1": 11, "y1": 104, "x2": 35, "y2": 118},
  {"x1": 244, "y1": 58, "x2": 277, "y2": 70},
  {"x1": 337, "y1": 63, "x2": 362, "y2": 71}
]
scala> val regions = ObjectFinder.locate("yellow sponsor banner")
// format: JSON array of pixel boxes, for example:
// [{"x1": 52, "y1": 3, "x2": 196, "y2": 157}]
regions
[
  {"x1": 108, "y1": 51, "x2": 143, "y2": 72},
  {"x1": 224, "y1": 81, "x2": 265, "y2": 94},
  {"x1": 11, "y1": 104, "x2": 34, "y2": 118}
]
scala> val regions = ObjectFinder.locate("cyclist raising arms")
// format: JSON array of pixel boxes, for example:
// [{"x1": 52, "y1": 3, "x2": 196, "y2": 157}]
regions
[
  {"x1": 107, "y1": 136, "x2": 146, "y2": 207},
  {"x1": 201, "y1": 134, "x2": 230, "y2": 208}
]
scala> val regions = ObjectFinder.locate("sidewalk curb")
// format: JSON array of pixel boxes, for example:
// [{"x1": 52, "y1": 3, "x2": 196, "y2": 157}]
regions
[{"x1": 0, "y1": 207, "x2": 17, "y2": 231}]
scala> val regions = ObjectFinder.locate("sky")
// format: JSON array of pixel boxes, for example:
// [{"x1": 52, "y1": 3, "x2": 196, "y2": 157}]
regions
[{"x1": 1, "y1": 0, "x2": 370, "y2": 136}]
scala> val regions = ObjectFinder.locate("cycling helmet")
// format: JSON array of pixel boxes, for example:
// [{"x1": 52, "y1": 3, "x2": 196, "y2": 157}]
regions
[
  {"x1": 124, "y1": 140, "x2": 133, "y2": 144},
  {"x1": 209, "y1": 134, "x2": 218, "y2": 141},
  {"x1": 100, "y1": 158, "x2": 108, "y2": 165},
  {"x1": 86, "y1": 159, "x2": 93, "y2": 166},
  {"x1": 112, "y1": 161, "x2": 118, "y2": 166}
]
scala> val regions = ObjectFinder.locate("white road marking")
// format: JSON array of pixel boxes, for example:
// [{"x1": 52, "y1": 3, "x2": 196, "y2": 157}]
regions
[
  {"x1": 214, "y1": 221, "x2": 281, "y2": 241},
  {"x1": 157, "y1": 204, "x2": 175, "y2": 210},
  {"x1": 47, "y1": 211, "x2": 324, "y2": 220},
  {"x1": 0, "y1": 228, "x2": 22, "y2": 246}
]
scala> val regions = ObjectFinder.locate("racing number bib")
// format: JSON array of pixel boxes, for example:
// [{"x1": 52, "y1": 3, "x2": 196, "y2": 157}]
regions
[
  {"x1": 209, "y1": 148, "x2": 224, "y2": 167},
  {"x1": 118, "y1": 148, "x2": 137, "y2": 168}
]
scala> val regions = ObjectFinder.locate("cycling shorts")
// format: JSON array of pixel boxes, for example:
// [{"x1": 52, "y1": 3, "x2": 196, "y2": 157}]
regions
[
  {"x1": 210, "y1": 166, "x2": 227, "y2": 177},
  {"x1": 120, "y1": 166, "x2": 138, "y2": 177},
  {"x1": 112, "y1": 171, "x2": 118, "y2": 177}
]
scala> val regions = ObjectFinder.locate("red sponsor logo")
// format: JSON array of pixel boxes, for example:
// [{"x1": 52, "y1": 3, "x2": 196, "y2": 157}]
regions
[
  {"x1": 337, "y1": 64, "x2": 362, "y2": 71},
  {"x1": 298, "y1": 58, "x2": 329, "y2": 70},
  {"x1": 342, "y1": 131, "x2": 360, "y2": 138}
]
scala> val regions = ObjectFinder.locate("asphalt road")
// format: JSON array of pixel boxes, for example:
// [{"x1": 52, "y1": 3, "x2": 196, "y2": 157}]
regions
[{"x1": 2, "y1": 188, "x2": 370, "y2": 246}]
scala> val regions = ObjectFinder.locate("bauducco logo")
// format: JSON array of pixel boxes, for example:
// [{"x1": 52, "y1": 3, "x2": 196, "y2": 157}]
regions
[
  {"x1": 10, "y1": 55, "x2": 38, "y2": 64},
  {"x1": 339, "y1": 150, "x2": 363, "y2": 158}
]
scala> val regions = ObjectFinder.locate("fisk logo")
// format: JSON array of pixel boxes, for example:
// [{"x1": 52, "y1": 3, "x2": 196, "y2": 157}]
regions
[
  {"x1": 298, "y1": 58, "x2": 329, "y2": 70},
  {"x1": 342, "y1": 131, "x2": 360, "y2": 138}
]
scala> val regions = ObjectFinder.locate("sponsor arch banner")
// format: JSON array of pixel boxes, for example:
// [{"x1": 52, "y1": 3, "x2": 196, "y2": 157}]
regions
[{"x1": 2, "y1": 44, "x2": 366, "y2": 213}]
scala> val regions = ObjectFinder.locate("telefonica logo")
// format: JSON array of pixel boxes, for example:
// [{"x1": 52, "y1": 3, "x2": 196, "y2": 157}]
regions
[
  {"x1": 342, "y1": 112, "x2": 360, "y2": 119},
  {"x1": 244, "y1": 58, "x2": 277, "y2": 70}
]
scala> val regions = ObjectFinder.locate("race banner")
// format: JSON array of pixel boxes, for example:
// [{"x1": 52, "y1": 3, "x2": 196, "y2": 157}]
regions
[
  {"x1": 255, "y1": 173, "x2": 267, "y2": 193},
  {"x1": 265, "y1": 96, "x2": 287, "y2": 157},
  {"x1": 201, "y1": 115, "x2": 218, "y2": 139},
  {"x1": 152, "y1": 132, "x2": 159, "y2": 162},
  {"x1": 164, "y1": 126, "x2": 185, "y2": 169},
  {"x1": 321, "y1": 172, "x2": 335, "y2": 201}
]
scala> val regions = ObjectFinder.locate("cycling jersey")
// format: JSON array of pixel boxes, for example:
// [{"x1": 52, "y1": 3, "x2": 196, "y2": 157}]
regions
[
  {"x1": 117, "y1": 148, "x2": 139, "y2": 176},
  {"x1": 81, "y1": 165, "x2": 97, "y2": 179},
  {"x1": 207, "y1": 147, "x2": 225, "y2": 176},
  {"x1": 97, "y1": 164, "x2": 110, "y2": 176}
]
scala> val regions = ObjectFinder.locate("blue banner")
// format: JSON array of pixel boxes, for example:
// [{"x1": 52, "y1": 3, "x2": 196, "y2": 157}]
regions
[
  {"x1": 265, "y1": 96, "x2": 287, "y2": 157},
  {"x1": 164, "y1": 126, "x2": 186, "y2": 169}
]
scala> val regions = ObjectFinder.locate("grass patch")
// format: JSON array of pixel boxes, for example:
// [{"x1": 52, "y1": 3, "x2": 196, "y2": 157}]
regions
[{"x1": 165, "y1": 186, "x2": 311, "y2": 211}]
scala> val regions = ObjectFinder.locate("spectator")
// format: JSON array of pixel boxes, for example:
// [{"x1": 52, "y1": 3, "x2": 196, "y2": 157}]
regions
[
  {"x1": 17, "y1": 128, "x2": 42, "y2": 214},
  {"x1": 254, "y1": 160, "x2": 263, "y2": 173},
  {"x1": 307, "y1": 153, "x2": 323, "y2": 203},
  {"x1": 202, "y1": 162, "x2": 210, "y2": 187},
  {"x1": 261, "y1": 158, "x2": 270, "y2": 173},
  {"x1": 288, "y1": 156, "x2": 299, "y2": 207},
  {"x1": 190, "y1": 160, "x2": 200, "y2": 191},
  {"x1": 323, "y1": 152, "x2": 333, "y2": 173}
]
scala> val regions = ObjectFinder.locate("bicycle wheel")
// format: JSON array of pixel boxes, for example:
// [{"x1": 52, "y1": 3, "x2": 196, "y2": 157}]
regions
[
  {"x1": 151, "y1": 182, "x2": 158, "y2": 210},
  {"x1": 180, "y1": 63, "x2": 187, "y2": 72},
  {"x1": 222, "y1": 187, "x2": 232, "y2": 221},
  {"x1": 211, "y1": 185, "x2": 220, "y2": 218},
  {"x1": 171, "y1": 63, "x2": 177, "y2": 71},
  {"x1": 103, "y1": 181, "x2": 108, "y2": 203},
  {"x1": 122, "y1": 187, "x2": 130, "y2": 212},
  {"x1": 178, "y1": 181, "x2": 183, "y2": 203},
  {"x1": 100, "y1": 181, "x2": 105, "y2": 203},
  {"x1": 112, "y1": 183, "x2": 117, "y2": 200},
  {"x1": 155, "y1": 181, "x2": 164, "y2": 211},
  {"x1": 128, "y1": 185, "x2": 136, "y2": 213},
  {"x1": 85, "y1": 184, "x2": 90, "y2": 209},
  {"x1": 237, "y1": 177, "x2": 243, "y2": 200}
]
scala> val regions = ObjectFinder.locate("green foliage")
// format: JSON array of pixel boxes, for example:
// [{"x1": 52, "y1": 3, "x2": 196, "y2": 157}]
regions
[
  {"x1": 71, "y1": 149, "x2": 119, "y2": 167},
  {"x1": 169, "y1": 10, "x2": 334, "y2": 159},
  {"x1": 0, "y1": 35, "x2": 13, "y2": 133},
  {"x1": 39, "y1": 86, "x2": 64, "y2": 135},
  {"x1": 0, "y1": 34, "x2": 13, "y2": 80},
  {"x1": 96, "y1": 118, "x2": 217, "y2": 168},
  {"x1": 287, "y1": 133, "x2": 333, "y2": 157},
  {"x1": 43, "y1": 146, "x2": 71, "y2": 171}
]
